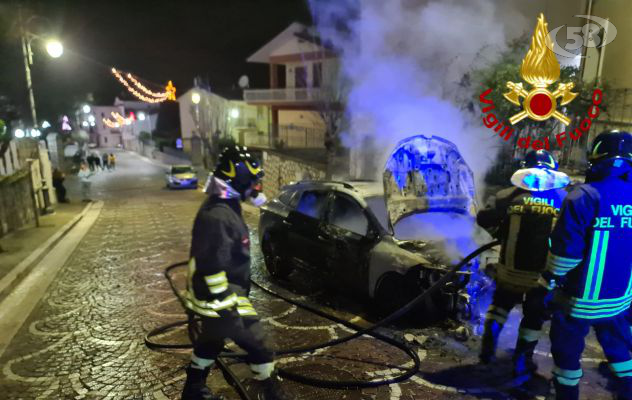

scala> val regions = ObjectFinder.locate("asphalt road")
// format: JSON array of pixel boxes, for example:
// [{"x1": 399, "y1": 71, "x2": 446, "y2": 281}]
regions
[{"x1": 0, "y1": 150, "x2": 617, "y2": 399}]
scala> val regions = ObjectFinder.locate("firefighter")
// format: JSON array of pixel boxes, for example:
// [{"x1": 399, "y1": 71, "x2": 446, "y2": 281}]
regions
[
  {"x1": 181, "y1": 146, "x2": 285, "y2": 400},
  {"x1": 538, "y1": 130, "x2": 632, "y2": 400},
  {"x1": 477, "y1": 149, "x2": 570, "y2": 377}
]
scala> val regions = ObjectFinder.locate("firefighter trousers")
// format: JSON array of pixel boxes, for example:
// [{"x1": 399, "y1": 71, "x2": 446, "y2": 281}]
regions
[
  {"x1": 550, "y1": 311, "x2": 632, "y2": 400},
  {"x1": 482, "y1": 284, "x2": 548, "y2": 359},
  {"x1": 193, "y1": 314, "x2": 274, "y2": 368}
]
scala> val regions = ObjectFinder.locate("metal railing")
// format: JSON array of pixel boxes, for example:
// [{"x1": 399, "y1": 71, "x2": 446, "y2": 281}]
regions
[
  {"x1": 238, "y1": 125, "x2": 325, "y2": 149},
  {"x1": 242, "y1": 131, "x2": 271, "y2": 148},
  {"x1": 243, "y1": 87, "x2": 325, "y2": 103},
  {"x1": 276, "y1": 124, "x2": 325, "y2": 148}
]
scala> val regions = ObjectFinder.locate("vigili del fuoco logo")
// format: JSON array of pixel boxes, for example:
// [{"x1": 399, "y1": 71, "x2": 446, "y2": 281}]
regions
[{"x1": 480, "y1": 13, "x2": 603, "y2": 151}]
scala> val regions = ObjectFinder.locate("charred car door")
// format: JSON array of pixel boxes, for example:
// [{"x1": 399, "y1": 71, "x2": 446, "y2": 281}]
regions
[
  {"x1": 320, "y1": 192, "x2": 376, "y2": 294},
  {"x1": 284, "y1": 190, "x2": 331, "y2": 269}
]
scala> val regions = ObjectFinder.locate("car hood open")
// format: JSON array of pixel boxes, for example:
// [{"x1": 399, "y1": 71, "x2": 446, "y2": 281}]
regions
[{"x1": 382, "y1": 135, "x2": 476, "y2": 230}]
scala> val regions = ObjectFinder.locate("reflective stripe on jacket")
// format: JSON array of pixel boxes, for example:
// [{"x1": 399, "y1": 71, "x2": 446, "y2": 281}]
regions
[
  {"x1": 184, "y1": 197, "x2": 257, "y2": 318},
  {"x1": 547, "y1": 174, "x2": 632, "y2": 319},
  {"x1": 477, "y1": 182, "x2": 568, "y2": 290}
]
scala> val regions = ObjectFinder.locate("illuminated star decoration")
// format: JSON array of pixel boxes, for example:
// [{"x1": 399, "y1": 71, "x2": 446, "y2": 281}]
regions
[
  {"x1": 111, "y1": 68, "x2": 176, "y2": 103},
  {"x1": 503, "y1": 14, "x2": 577, "y2": 126}
]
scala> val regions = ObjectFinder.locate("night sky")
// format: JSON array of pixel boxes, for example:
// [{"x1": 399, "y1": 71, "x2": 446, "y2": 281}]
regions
[{"x1": 0, "y1": 0, "x2": 312, "y2": 124}]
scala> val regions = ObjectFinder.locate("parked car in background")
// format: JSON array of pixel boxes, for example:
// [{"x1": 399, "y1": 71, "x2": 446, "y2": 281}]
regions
[{"x1": 165, "y1": 165, "x2": 198, "y2": 189}]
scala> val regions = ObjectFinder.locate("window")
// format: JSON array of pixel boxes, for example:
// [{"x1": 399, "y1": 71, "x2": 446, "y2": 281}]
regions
[
  {"x1": 312, "y1": 63, "x2": 322, "y2": 88},
  {"x1": 365, "y1": 195, "x2": 388, "y2": 231},
  {"x1": 278, "y1": 189, "x2": 298, "y2": 207},
  {"x1": 294, "y1": 66, "x2": 307, "y2": 88},
  {"x1": 104, "y1": 136, "x2": 108, "y2": 144},
  {"x1": 295, "y1": 191, "x2": 328, "y2": 219},
  {"x1": 328, "y1": 195, "x2": 369, "y2": 236},
  {"x1": 172, "y1": 166, "x2": 193, "y2": 174}
]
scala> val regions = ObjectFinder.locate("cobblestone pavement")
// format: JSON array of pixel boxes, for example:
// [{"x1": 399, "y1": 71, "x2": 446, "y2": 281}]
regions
[{"x1": 0, "y1": 150, "x2": 617, "y2": 399}]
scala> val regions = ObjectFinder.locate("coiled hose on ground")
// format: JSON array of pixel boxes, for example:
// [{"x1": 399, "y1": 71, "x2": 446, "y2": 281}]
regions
[{"x1": 145, "y1": 240, "x2": 500, "y2": 396}]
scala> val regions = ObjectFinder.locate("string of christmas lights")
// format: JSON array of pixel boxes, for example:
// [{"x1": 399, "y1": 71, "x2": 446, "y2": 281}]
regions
[
  {"x1": 103, "y1": 111, "x2": 134, "y2": 128},
  {"x1": 111, "y1": 68, "x2": 176, "y2": 103},
  {"x1": 102, "y1": 118, "x2": 120, "y2": 128},
  {"x1": 126, "y1": 73, "x2": 169, "y2": 98}
]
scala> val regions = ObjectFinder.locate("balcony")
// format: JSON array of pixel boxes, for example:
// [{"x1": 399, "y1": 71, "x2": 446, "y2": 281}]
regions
[
  {"x1": 239, "y1": 124, "x2": 325, "y2": 149},
  {"x1": 243, "y1": 87, "x2": 325, "y2": 104}
]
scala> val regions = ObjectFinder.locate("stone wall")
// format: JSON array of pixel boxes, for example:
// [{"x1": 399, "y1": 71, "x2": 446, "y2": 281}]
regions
[
  {"x1": 0, "y1": 168, "x2": 36, "y2": 237},
  {"x1": 0, "y1": 139, "x2": 55, "y2": 238},
  {"x1": 261, "y1": 150, "x2": 326, "y2": 198}
]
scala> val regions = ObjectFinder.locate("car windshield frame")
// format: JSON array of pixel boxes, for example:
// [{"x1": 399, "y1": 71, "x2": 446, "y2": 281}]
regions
[
  {"x1": 327, "y1": 192, "x2": 371, "y2": 237},
  {"x1": 171, "y1": 166, "x2": 193, "y2": 174}
]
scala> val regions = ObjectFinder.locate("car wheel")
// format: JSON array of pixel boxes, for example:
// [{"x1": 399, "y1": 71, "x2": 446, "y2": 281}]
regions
[
  {"x1": 373, "y1": 273, "x2": 415, "y2": 317},
  {"x1": 261, "y1": 232, "x2": 293, "y2": 279},
  {"x1": 373, "y1": 272, "x2": 443, "y2": 321}
]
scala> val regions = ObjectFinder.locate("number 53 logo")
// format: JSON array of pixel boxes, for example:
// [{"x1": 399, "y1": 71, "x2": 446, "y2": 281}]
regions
[{"x1": 547, "y1": 15, "x2": 617, "y2": 58}]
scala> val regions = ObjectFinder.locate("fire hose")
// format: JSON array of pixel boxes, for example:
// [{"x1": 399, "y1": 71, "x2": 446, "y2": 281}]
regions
[{"x1": 145, "y1": 239, "x2": 500, "y2": 396}]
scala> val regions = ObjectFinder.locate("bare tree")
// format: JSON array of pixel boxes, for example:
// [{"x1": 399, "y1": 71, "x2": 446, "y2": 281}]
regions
[
  {"x1": 316, "y1": 62, "x2": 349, "y2": 179},
  {"x1": 191, "y1": 92, "x2": 231, "y2": 168}
]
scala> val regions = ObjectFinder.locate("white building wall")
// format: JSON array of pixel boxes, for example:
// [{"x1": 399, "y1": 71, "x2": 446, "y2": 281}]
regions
[{"x1": 91, "y1": 105, "x2": 124, "y2": 148}]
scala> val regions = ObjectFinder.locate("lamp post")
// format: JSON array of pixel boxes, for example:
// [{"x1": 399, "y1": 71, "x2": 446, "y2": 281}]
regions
[{"x1": 18, "y1": 8, "x2": 63, "y2": 129}]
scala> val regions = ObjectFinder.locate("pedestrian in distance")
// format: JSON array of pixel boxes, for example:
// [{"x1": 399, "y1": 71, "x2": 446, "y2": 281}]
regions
[
  {"x1": 102, "y1": 153, "x2": 110, "y2": 171},
  {"x1": 536, "y1": 130, "x2": 632, "y2": 400},
  {"x1": 78, "y1": 162, "x2": 93, "y2": 202},
  {"x1": 108, "y1": 153, "x2": 116, "y2": 170},
  {"x1": 87, "y1": 154, "x2": 95, "y2": 172},
  {"x1": 181, "y1": 146, "x2": 288, "y2": 400},
  {"x1": 477, "y1": 150, "x2": 571, "y2": 378},
  {"x1": 94, "y1": 152, "x2": 102, "y2": 172},
  {"x1": 52, "y1": 168, "x2": 68, "y2": 203}
]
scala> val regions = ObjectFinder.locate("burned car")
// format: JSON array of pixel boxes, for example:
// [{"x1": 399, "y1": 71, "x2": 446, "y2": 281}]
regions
[{"x1": 258, "y1": 135, "x2": 495, "y2": 317}]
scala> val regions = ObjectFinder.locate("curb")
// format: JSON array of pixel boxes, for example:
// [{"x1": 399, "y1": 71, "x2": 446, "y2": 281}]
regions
[
  {"x1": 0, "y1": 201, "x2": 94, "y2": 302},
  {"x1": 0, "y1": 201, "x2": 104, "y2": 358}
]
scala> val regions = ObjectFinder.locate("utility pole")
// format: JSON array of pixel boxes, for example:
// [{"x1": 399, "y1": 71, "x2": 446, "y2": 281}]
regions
[{"x1": 18, "y1": 6, "x2": 38, "y2": 128}]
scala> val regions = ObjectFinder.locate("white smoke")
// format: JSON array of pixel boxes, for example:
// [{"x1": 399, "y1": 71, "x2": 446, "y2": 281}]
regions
[{"x1": 310, "y1": 0, "x2": 530, "y2": 184}]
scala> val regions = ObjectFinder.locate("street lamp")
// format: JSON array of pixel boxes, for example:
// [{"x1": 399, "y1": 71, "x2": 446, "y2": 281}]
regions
[
  {"x1": 45, "y1": 40, "x2": 63, "y2": 58},
  {"x1": 191, "y1": 92, "x2": 201, "y2": 104},
  {"x1": 14, "y1": 129, "x2": 25, "y2": 138},
  {"x1": 19, "y1": 9, "x2": 63, "y2": 128},
  {"x1": 82, "y1": 104, "x2": 91, "y2": 114}
]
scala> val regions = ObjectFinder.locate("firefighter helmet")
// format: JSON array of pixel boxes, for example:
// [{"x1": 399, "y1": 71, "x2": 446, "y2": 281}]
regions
[
  {"x1": 521, "y1": 149, "x2": 558, "y2": 170},
  {"x1": 213, "y1": 145, "x2": 264, "y2": 197},
  {"x1": 588, "y1": 130, "x2": 632, "y2": 166}
]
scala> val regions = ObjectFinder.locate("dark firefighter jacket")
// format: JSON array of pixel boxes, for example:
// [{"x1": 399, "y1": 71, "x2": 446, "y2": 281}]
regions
[
  {"x1": 477, "y1": 168, "x2": 569, "y2": 291},
  {"x1": 184, "y1": 195, "x2": 257, "y2": 318},
  {"x1": 546, "y1": 165, "x2": 632, "y2": 320}
]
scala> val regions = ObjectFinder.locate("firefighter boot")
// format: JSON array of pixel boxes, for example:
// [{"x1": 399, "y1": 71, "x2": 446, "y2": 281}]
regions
[
  {"x1": 480, "y1": 319, "x2": 503, "y2": 364},
  {"x1": 258, "y1": 375, "x2": 291, "y2": 400},
  {"x1": 552, "y1": 380, "x2": 579, "y2": 400},
  {"x1": 182, "y1": 366, "x2": 225, "y2": 400},
  {"x1": 513, "y1": 338, "x2": 539, "y2": 378},
  {"x1": 615, "y1": 377, "x2": 632, "y2": 400}
]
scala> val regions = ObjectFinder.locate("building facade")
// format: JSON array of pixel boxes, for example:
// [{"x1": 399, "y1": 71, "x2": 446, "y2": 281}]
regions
[
  {"x1": 82, "y1": 100, "x2": 159, "y2": 150},
  {"x1": 244, "y1": 22, "x2": 340, "y2": 149},
  {"x1": 178, "y1": 88, "x2": 269, "y2": 165}
]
